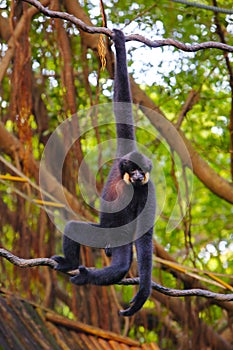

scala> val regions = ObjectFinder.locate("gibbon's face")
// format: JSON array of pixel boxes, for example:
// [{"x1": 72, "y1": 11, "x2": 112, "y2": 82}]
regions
[{"x1": 119, "y1": 152, "x2": 152, "y2": 187}]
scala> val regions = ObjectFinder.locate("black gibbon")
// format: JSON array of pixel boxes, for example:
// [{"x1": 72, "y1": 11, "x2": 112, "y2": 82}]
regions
[{"x1": 52, "y1": 29, "x2": 156, "y2": 316}]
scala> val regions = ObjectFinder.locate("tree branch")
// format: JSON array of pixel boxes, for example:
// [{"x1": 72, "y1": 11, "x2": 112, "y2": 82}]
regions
[
  {"x1": 118, "y1": 278, "x2": 233, "y2": 301},
  {"x1": 21, "y1": 0, "x2": 233, "y2": 52},
  {"x1": 0, "y1": 248, "x2": 57, "y2": 269},
  {"x1": 1, "y1": 248, "x2": 233, "y2": 302}
]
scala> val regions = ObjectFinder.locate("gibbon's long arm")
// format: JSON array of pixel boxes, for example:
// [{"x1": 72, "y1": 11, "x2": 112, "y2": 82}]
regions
[
  {"x1": 119, "y1": 228, "x2": 154, "y2": 316},
  {"x1": 52, "y1": 29, "x2": 156, "y2": 317},
  {"x1": 113, "y1": 29, "x2": 136, "y2": 156}
]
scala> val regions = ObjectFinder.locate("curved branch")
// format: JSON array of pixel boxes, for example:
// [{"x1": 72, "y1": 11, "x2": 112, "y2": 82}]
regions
[
  {"x1": 1, "y1": 248, "x2": 233, "y2": 301},
  {"x1": 118, "y1": 278, "x2": 233, "y2": 301},
  {"x1": 22, "y1": 0, "x2": 112, "y2": 35},
  {"x1": 127, "y1": 34, "x2": 233, "y2": 52},
  {"x1": 21, "y1": 0, "x2": 233, "y2": 52},
  {"x1": 0, "y1": 248, "x2": 57, "y2": 268}
]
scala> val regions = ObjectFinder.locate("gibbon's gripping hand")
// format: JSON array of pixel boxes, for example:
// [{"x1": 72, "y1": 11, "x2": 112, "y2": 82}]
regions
[
  {"x1": 51, "y1": 231, "x2": 80, "y2": 272},
  {"x1": 51, "y1": 255, "x2": 78, "y2": 273},
  {"x1": 70, "y1": 266, "x2": 90, "y2": 285},
  {"x1": 51, "y1": 255, "x2": 68, "y2": 271}
]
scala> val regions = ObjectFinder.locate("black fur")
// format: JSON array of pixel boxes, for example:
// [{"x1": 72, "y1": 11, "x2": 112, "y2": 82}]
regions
[{"x1": 52, "y1": 29, "x2": 156, "y2": 317}]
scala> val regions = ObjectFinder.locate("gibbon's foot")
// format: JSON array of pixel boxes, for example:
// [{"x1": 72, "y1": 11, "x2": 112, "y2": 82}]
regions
[
  {"x1": 70, "y1": 266, "x2": 89, "y2": 285},
  {"x1": 51, "y1": 255, "x2": 78, "y2": 272}
]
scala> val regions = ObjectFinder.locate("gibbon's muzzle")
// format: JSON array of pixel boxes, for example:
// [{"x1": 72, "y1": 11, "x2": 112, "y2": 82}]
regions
[{"x1": 131, "y1": 170, "x2": 144, "y2": 183}]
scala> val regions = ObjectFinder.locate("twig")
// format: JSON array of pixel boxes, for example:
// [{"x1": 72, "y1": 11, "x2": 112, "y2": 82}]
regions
[
  {"x1": 176, "y1": 89, "x2": 199, "y2": 129},
  {"x1": 1, "y1": 248, "x2": 233, "y2": 301},
  {"x1": 21, "y1": 0, "x2": 233, "y2": 52}
]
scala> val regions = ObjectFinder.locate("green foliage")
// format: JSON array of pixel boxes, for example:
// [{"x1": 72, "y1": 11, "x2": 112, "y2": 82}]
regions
[{"x1": 129, "y1": 324, "x2": 159, "y2": 344}]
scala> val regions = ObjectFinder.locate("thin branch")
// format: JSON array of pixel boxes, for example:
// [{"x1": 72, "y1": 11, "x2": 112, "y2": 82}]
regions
[
  {"x1": 21, "y1": 0, "x2": 233, "y2": 52},
  {"x1": 127, "y1": 34, "x2": 233, "y2": 52},
  {"x1": 0, "y1": 248, "x2": 57, "y2": 268},
  {"x1": 1, "y1": 248, "x2": 233, "y2": 301},
  {"x1": 118, "y1": 278, "x2": 233, "y2": 301},
  {"x1": 171, "y1": 0, "x2": 233, "y2": 15}
]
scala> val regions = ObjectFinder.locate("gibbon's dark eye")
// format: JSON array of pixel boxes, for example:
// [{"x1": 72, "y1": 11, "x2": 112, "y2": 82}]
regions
[
  {"x1": 129, "y1": 166, "x2": 136, "y2": 173},
  {"x1": 128, "y1": 162, "x2": 141, "y2": 173}
]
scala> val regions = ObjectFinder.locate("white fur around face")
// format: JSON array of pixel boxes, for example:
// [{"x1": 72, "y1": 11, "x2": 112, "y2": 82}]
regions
[
  {"x1": 123, "y1": 172, "x2": 131, "y2": 185},
  {"x1": 142, "y1": 172, "x2": 150, "y2": 184},
  {"x1": 123, "y1": 172, "x2": 150, "y2": 185}
]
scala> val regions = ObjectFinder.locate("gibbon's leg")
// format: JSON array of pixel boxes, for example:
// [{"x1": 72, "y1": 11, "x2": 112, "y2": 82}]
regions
[
  {"x1": 71, "y1": 243, "x2": 133, "y2": 285},
  {"x1": 52, "y1": 234, "x2": 80, "y2": 272},
  {"x1": 119, "y1": 228, "x2": 153, "y2": 316},
  {"x1": 51, "y1": 221, "x2": 102, "y2": 272}
]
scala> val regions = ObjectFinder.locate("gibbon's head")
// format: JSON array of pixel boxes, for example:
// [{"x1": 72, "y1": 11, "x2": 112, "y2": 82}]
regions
[{"x1": 119, "y1": 151, "x2": 152, "y2": 187}]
